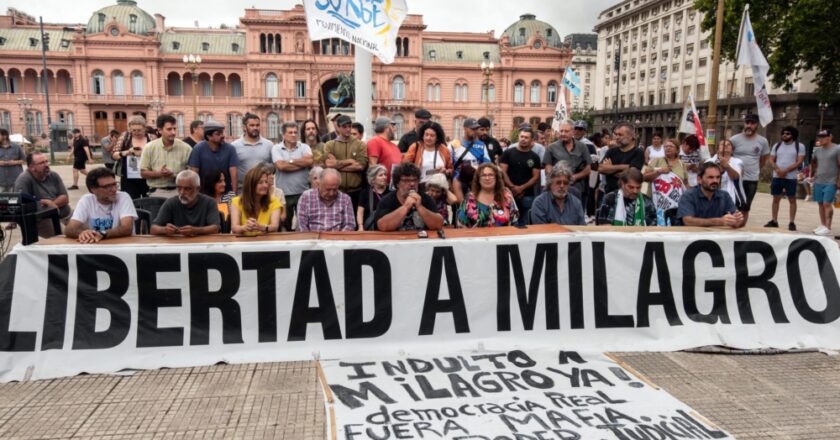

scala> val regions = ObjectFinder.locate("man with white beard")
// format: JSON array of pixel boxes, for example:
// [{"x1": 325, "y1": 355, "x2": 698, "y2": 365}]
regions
[{"x1": 151, "y1": 170, "x2": 220, "y2": 236}]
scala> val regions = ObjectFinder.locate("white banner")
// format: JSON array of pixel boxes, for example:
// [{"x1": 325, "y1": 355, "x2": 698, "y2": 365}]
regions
[
  {"x1": 303, "y1": 0, "x2": 408, "y2": 64},
  {"x1": 1, "y1": 230, "x2": 839, "y2": 382},
  {"x1": 736, "y1": 7, "x2": 773, "y2": 127},
  {"x1": 321, "y1": 349, "x2": 734, "y2": 439}
]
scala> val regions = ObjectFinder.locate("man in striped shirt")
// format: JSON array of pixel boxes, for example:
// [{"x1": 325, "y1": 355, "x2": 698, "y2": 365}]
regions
[{"x1": 297, "y1": 168, "x2": 355, "y2": 231}]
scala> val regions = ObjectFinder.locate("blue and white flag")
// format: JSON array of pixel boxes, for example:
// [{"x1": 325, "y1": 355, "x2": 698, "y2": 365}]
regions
[
  {"x1": 736, "y1": 6, "x2": 772, "y2": 127},
  {"x1": 562, "y1": 68, "x2": 582, "y2": 97}
]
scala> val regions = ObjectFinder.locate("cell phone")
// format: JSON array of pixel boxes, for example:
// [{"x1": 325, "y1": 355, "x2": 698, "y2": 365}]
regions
[{"x1": 417, "y1": 230, "x2": 428, "y2": 238}]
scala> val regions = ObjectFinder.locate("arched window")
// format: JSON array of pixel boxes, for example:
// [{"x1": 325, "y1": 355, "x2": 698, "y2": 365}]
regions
[
  {"x1": 453, "y1": 116, "x2": 465, "y2": 141},
  {"x1": 391, "y1": 75, "x2": 405, "y2": 100},
  {"x1": 454, "y1": 82, "x2": 469, "y2": 102},
  {"x1": 530, "y1": 80, "x2": 541, "y2": 104},
  {"x1": 112, "y1": 71, "x2": 125, "y2": 96},
  {"x1": 92, "y1": 70, "x2": 105, "y2": 95},
  {"x1": 274, "y1": 34, "x2": 282, "y2": 53},
  {"x1": 57, "y1": 111, "x2": 75, "y2": 130},
  {"x1": 393, "y1": 113, "x2": 405, "y2": 138},
  {"x1": 396, "y1": 37, "x2": 402, "y2": 57},
  {"x1": 265, "y1": 73, "x2": 278, "y2": 98},
  {"x1": 513, "y1": 81, "x2": 524, "y2": 104},
  {"x1": 0, "y1": 111, "x2": 11, "y2": 131},
  {"x1": 175, "y1": 113, "x2": 185, "y2": 137},
  {"x1": 267, "y1": 112, "x2": 280, "y2": 141},
  {"x1": 227, "y1": 113, "x2": 243, "y2": 138},
  {"x1": 131, "y1": 71, "x2": 144, "y2": 96},
  {"x1": 0, "y1": 71, "x2": 7, "y2": 94},
  {"x1": 547, "y1": 81, "x2": 558, "y2": 103},
  {"x1": 230, "y1": 74, "x2": 242, "y2": 97},
  {"x1": 403, "y1": 38, "x2": 409, "y2": 57},
  {"x1": 426, "y1": 82, "x2": 441, "y2": 102},
  {"x1": 167, "y1": 72, "x2": 182, "y2": 96},
  {"x1": 260, "y1": 33, "x2": 266, "y2": 54}
]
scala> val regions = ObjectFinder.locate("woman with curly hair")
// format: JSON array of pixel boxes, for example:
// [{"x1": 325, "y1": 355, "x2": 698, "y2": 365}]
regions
[
  {"x1": 403, "y1": 121, "x2": 454, "y2": 185},
  {"x1": 456, "y1": 163, "x2": 518, "y2": 227}
]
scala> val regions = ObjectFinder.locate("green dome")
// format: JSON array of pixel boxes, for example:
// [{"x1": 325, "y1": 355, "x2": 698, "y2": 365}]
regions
[
  {"x1": 87, "y1": 0, "x2": 156, "y2": 35},
  {"x1": 502, "y1": 14, "x2": 563, "y2": 48}
]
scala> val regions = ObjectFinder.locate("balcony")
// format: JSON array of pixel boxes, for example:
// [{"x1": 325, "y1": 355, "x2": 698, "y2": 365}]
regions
[{"x1": 0, "y1": 93, "x2": 76, "y2": 104}]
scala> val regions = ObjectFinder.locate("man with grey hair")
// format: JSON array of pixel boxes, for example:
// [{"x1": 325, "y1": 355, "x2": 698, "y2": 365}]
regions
[
  {"x1": 151, "y1": 169, "x2": 220, "y2": 236},
  {"x1": 544, "y1": 121, "x2": 591, "y2": 198},
  {"x1": 530, "y1": 161, "x2": 586, "y2": 225},
  {"x1": 233, "y1": 113, "x2": 274, "y2": 190},
  {"x1": 297, "y1": 168, "x2": 355, "y2": 231},
  {"x1": 272, "y1": 121, "x2": 313, "y2": 231}
]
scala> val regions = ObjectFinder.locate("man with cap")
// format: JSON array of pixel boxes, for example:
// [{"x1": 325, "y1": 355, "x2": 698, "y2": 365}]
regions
[
  {"x1": 188, "y1": 120, "x2": 240, "y2": 194},
  {"x1": 324, "y1": 115, "x2": 368, "y2": 210},
  {"x1": 367, "y1": 117, "x2": 402, "y2": 183},
  {"x1": 320, "y1": 113, "x2": 343, "y2": 143},
  {"x1": 450, "y1": 118, "x2": 492, "y2": 174},
  {"x1": 398, "y1": 108, "x2": 432, "y2": 153},
  {"x1": 477, "y1": 117, "x2": 504, "y2": 164},
  {"x1": 765, "y1": 126, "x2": 806, "y2": 231},
  {"x1": 729, "y1": 113, "x2": 770, "y2": 224},
  {"x1": 573, "y1": 120, "x2": 597, "y2": 152},
  {"x1": 810, "y1": 129, "x2": 840, "y2": 236}
]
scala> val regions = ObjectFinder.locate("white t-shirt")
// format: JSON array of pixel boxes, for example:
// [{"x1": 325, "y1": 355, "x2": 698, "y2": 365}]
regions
[
  {"x1": 419, "y1": 149, "x2": 445, "y2": 183},
  {"x1": 647, "y1": 145, "x2": 666, "y2": 163},
  {"x1": 770, "y1": 141, "x2": 805, "y2": 180},
  {"x1": 680, "y1": 145, "x2": 711, "y2": 187},
  {"x1": 70, "y1": 192, "x2": 138, "y2": 234},
  {"x1": 707, "y1": 155, "x2": 744, "y2": 205},
  {"x1": 450, "y1": 144, "x2": 491, "y2": 168}
]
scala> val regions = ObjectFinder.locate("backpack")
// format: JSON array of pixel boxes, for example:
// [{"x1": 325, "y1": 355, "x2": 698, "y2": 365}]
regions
[{"x1": 772, "y1": 141, "x2": 804, "y2": 171}]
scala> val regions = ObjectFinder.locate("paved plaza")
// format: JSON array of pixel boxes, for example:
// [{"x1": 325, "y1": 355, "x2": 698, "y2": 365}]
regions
[{"x1": 1, "y1": 164, "x2": 839, "y2": 439}]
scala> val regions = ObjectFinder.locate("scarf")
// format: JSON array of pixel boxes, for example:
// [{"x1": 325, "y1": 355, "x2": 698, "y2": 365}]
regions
[{"x1": 612, "y1": 190, "x2": 646, "y2": 226}]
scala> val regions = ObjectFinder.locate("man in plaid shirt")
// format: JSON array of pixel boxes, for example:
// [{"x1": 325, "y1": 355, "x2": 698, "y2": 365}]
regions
[{"x1": 297, "y1": 168, "x2": 356, "y2": 231}]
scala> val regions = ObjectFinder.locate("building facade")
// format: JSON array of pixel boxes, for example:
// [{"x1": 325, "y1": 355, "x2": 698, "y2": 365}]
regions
[
  {"x1": 0, "y1": 2, "x2": 573, "y2": 146},
  {"x1": 564, "y1": 33, "x2": 597, "y2": 112},
  {"x1": 591, "y1": 0, "x2": 836, "y2": 146}
]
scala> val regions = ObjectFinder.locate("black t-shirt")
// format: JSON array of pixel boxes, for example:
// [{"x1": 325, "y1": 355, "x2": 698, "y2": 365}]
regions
[
  {"x1": 398, "y1": 130, "x2": 420, "y2": 153},
  {"x1": 73, "y1": 137, "x2": 90, "y2": 160},
  {"x1": 153, "y1": 194, "x2": 220, "y2": 228},
  {"x1": 500, "y1": 147, "x2": 542, "y2": 197},
  {"x1": 183, "y1": 137, "x2": 197, "y2": 148},
  {"x1": 372, "y1": 191, "x2": 439, "y2": 231},
  {"x1": 359, "y1": 187, "x2": 391, "y2": 227},
  {"x1": 603, "y1": 146, "x2": 645, "y2": 194},
  {"x1": 483, "y1": 135, "x2": 504, "y2": 163}
]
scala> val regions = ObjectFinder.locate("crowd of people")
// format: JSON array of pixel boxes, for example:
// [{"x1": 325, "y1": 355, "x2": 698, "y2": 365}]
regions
[{"x1": 1, "y1": 109, "x2": 838, "y2": 244}]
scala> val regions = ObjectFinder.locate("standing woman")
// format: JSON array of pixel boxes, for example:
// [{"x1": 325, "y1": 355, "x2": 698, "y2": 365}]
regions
[
  {"x1": 357, "y1": 164, "x2": 391, "y2": 231},
  {"x1": 230, "y1": 165, "x2": 283, "y2": 235},
  {"x1": 457, "y1": 163, "x2": 518, "y2": 227},
  {"x1": 112, "y1": 115, "x2": 150, "y2": 199},
  {"x1": 403, "y1": 121, "x2": 453, "y2": 188}
]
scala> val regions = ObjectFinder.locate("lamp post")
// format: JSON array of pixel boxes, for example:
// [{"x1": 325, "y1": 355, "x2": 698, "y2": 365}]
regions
[
  {"x1": 149, "y1": 98, "x2": 165, "y2": 123},
  {"x1": 818, "y1": 102, "x2": 829, "y2": 131},
  {"x1": 480, "y1": 61, "x2": 494, "y2": 119},
  {"x1": 182, "y1": 54, "x2": 202, "y2": 121},
  {"x1": 16, "y1": 97, "x2": 33, "y2": 137}
]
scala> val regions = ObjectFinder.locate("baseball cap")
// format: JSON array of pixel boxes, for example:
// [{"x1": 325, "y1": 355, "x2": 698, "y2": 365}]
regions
[
  {"x1": 816, "y1": 129, "x2": 832, "y2": 137},
  {"x1": 373, "y1": 117, "x2": 395, "y2": 133},
  {"x1": 463, "y1": 118, "x2": 481, "y2": 129},
  {"x1": 415, "y1": 109, "x2": 432, "y2": 120},
  {"x1": 477, "y1": 117, "x2": 492, "y2": 129},
  {"x1": 744, "y1": 113, "x2": 759, "y2": 123},
  {"x1": 336, "y1": 115, "x2": 353, "y2": 126},
  {"x1": 573, "y1": 120, "x2": 588, "y2": 130}
]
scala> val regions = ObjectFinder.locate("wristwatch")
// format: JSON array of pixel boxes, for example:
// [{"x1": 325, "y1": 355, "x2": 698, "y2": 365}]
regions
[
  {"x1": 289, "y1": 159, "x2": 294, "y2": 164},
  {"x1": 99, "y1": 230, "x2": 108, "y2": 239}
]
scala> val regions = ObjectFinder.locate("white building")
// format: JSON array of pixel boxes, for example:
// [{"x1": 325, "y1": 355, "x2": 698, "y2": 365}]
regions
[{"x1": 564, "y1": 34, "x2": 597, "y2": 112}]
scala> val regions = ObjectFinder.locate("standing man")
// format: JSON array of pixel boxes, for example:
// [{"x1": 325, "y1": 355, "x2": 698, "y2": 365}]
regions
[
  {"x1": 320, "y1": 113, "x2": 343, "y2": 143},
  {"x1": 65, "y1": 167, "x2": 137, "y2": 243},
  {"x1": 398, "y1": 108, "x2": 432, "y2": 153},
  {"x1": 0, "y1": 128, "x2": 26, "y2": 192},
  {"x1": 302, "y1": 119, "x2": 326, "y2": 166},
  {"x1": 15, "y1": 152, "x2": 71, "y2": 237},
  {"x1": 765, "y1": 126, "x2": 806, "y2": 230},
  {"x1": 272, "y1": 122, "x2": 314, "y2": 231},
  {"x1": 730, "y1": 113, "x2": 770, "y2": 224},
  {"x1": 367, "y1": 117, "x2": 402, "y2": 183},
  {"x1": 101, "y1": 130, "x2": 119, "y2": 171},
  {"x1": 188, "y1": 120, "x2": 239, "y2": 194},
  {"x1": 324, "y1": 115, "x2": 368, "y2": 210},
  {"x1": 598, "y1": 122, "x2": 645, "y2": 195},
  {"x1": 500, "y1": 127, "x2": 542, "y2": 225},
  {"x1": 67, "y1": 128, "x2": 92, "y2": 190},
  {"x1": 477, "y1": 117, "x2": 504, "y2": 164},
  {"x1": 544, "y1": 121, "x2": 591, "y2": 199},
  {"x1": 232, "y1": 113, "x2": 274, "y2": 190},
  {"x1": 350, "y1": 122, "x2": 365, "y2": 141},
  {"x1": 183, "y1": 120, "x2": 204, "y2": 148},
  {"x1": 810, "y1": 130, "x2": 840, "y2": 236},
  {"x1": 140, "y1": 114, "x2": 193, "y2": 199}
]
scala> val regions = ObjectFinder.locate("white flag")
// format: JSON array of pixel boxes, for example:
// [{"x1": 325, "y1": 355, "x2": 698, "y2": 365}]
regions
[
  {"x1": 736, "y1": 7, "x2": 773, "y2": 127},
  {"x1": 303, "y1": 0, "x2": 408, "y2": 64},
  {"x1": 678, "y1": 94, "x2": 706, "y2": 145},
  {"x1": 551, "y1": 86, "x2": 569, "y2": 131}
]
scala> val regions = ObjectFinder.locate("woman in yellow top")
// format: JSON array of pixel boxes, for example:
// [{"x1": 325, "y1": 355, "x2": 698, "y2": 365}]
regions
[{"x1": 230, "y1": 165, "x2": 283, "y2": 235}]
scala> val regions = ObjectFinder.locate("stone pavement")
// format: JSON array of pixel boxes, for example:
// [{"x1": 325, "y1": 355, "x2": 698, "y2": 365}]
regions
[{"x1": 1, "y1": 164, "x2": 839, "y2": 439}]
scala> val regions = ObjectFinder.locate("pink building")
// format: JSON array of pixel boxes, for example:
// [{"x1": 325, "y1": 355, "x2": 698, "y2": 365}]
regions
[{"x1": 0, "y1": 1, "x2": 572, "y2": 144}]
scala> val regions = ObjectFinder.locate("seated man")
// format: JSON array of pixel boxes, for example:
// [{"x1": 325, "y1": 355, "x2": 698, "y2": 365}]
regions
[
  {"x1": 374, "y1": 162, "x2": 444, "y2": 232},
  {"x1": 297, "y1": 168, "x2": 356, "y2": 231},
  {"x1": 678, "y1": 162, "x2": 745, "y2": 228},
  {"x1": 596, "y1": 168, "x2": 657, "y2": 226},
  {"x1": 530, "y1": 161, "x2": 586, "y2": 226},
  {"x1": 14, "y1": 152, "x2": 72, "y2": 237},
  {"x1": 151, "y1": 170, "x2": 220, "y2": 236},
  {"x1": 65, "y1": 167, "x2": 137, "y2": 243}
]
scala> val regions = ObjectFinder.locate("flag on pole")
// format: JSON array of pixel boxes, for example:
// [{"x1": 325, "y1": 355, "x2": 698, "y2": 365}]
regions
[
  {"x1": 562, "y1": 68, "x2": 582, "y2": 97},
  {"x1": 551, "y1": 85, "x2": 569, "y2": 131},
  {"x1": 679, "y1": 94, "x2": 706, "y2": 146},
  {"x1": 302, "y1": 0, "x2": 408, "y2": 64},
  {"x1": 736, "y1": 6, "x2": 773, "y2": 127}
]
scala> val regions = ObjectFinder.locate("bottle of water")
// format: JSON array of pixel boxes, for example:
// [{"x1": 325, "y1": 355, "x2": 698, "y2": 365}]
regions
[{"x1": 656, "y1": 208, "x2": 666, "y2": 226}]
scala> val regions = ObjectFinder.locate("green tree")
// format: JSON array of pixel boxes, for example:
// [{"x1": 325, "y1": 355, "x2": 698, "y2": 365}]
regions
[
  {"x1": 570, "y1": 108, "x2": 595, "y2": 128},
  {"x1": 694, "y1": 0, "x2": 840, "y2": 101}
]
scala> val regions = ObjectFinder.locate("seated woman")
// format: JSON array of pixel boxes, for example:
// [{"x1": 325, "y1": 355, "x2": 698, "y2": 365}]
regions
[
  {"x1": 230, "y1": 166, "x2": 283, "y2": 235},
  {"x1": 201, "y1": 170, "x2": 236, "y2": 221},
  {"x1": 357, "y1": 165, "x2": 391, "y2": 231},
  {"x1": 456, "y1": 163, "x2": 519, "y2": 227},
  {"x1": 424, "y1": 173, "x2": 457, "y2": 226}
]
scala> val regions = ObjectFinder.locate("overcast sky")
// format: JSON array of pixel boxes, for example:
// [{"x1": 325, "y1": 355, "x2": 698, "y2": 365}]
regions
[{"x1": 6, "y1": 0, "x2": 617, "y2": 37}]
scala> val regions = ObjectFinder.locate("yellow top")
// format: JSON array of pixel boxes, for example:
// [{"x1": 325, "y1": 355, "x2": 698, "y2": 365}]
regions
[{"x1": 231, "y1": 195, "x2": 283, "y2": 234}]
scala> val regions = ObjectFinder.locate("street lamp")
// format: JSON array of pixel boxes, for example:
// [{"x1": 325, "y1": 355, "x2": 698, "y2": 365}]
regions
[
  {"x1": 182, "y1": 54, "x2": 202, "y2": 121},
  {"x1": 818, "y1": 102, "x2": 829, "y2": 131},
  {"x1": 149, "y1": 99, "x2": 165, "y2": 122},
  {"x1": 480, "y1": 61, "x2": 495, "y2": 119},
  {"x1": 16, "y1": 97, "x2": 33, "y2": 137}
]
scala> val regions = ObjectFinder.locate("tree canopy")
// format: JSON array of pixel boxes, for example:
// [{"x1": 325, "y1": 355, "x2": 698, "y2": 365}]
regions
[{"x1": 694, "y1": 0, "x2": 840, "y2": 101}]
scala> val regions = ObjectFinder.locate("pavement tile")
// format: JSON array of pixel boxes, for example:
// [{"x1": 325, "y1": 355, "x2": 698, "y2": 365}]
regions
[
  {"x1": 176, "y1": 369, "x2": 255, "y2": 399},
  {"x1": 0, "y1": 403, "x2": 97, "y2": 439},
  {"x1": 27, "y1": 376, "x2": 121, "y2": 406},
  {"x1": 157, "y1": 396, "x2": 247, "y2": 431},
  {"x1": 0, "y1": 379, "x2": 51, "y2": 408},
  {"x1": 73, "y1": 399, "x2": 172, "y2": 437}
]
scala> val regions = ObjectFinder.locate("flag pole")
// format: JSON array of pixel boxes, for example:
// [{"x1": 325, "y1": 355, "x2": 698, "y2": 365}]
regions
[
  {"x1": 705, "y1": 0, "x2": 725, "y2": 153},
  {"x1": 722, "y1": 4, "x2": 749, "y2": 144}
]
